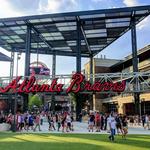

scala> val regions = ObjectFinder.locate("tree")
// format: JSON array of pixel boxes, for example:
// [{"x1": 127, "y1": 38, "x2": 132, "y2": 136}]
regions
[{"x1": 28, "y1": 94, "x2": 42, "y2": 109}]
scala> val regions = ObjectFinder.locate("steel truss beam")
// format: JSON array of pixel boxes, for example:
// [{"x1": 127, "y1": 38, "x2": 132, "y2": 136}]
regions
[
  {"x1": 12, "y1": 48, "x2": 89, "y2": 57},
  {"x1": 77, "y1": 16, "x2": 92, "y2": 54},
  {"x1": 0, "y1": 14, "x2": 148, "y2": 29},
  {"x1": 25, "y1": 21, "x2": 53, "y2": 52},
  {"x1": 0, "y1": 72, "x2": 150, "y2": 94}
]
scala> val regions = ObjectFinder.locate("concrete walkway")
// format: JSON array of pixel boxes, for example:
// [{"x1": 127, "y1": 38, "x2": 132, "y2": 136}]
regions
[{"x1": 22, "y1": 122, "x2": 150, "y2": 135}]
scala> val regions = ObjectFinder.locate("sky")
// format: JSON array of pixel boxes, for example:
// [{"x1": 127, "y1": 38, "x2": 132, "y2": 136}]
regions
[{"x1": 0, "y1": 0, "x2": 150, "y2": 77}]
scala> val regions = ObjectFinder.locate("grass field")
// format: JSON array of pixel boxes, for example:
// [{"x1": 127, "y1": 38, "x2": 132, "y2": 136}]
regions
[{"x1": 0, "y1": 133, "x2": 150, "y2": 150}]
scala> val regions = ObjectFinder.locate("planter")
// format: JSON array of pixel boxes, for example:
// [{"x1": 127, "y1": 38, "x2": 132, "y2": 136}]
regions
[{"x1": 0, "y1": 123, "x2": 10, "y2": 131}]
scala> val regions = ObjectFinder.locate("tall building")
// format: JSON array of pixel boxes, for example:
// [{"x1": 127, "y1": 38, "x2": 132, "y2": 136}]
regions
[{"x1": 84, "y1": 45, "x2": 150, "y2": 115}]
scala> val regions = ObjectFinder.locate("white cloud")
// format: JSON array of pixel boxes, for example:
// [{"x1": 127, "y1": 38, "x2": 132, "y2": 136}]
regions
[
  {"x1": 38, "y1": 0, "x2": 78, "y2": 13},
  {"x1": 123, "y1": 0, "x2": 139, "y2": 7},
  {"x1": 38, "y1": 0, "x2": 60, "y2": 13},
  {"x1": 92, "y1": 0, "x2": 103, "y2": 2},
  {"x1": 137, "y1": 16, "x2": 150, "y2": 30},
  {"x1": 122, "y1": 0, "x2": 150, "y2": 30},
  {"x1": 0, "y1": 0, "x2": 77, "y2": 17},
  {"x1": 0, "y1": 0, "x2": 23, "y2": 18}
]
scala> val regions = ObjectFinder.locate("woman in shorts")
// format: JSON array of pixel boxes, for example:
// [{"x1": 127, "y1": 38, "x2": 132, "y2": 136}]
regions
[{"x1": 88, "y1": 113, "x2": 95, "y2": 132}]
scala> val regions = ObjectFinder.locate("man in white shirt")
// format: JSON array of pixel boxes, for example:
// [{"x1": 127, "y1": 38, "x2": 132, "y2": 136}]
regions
[
  {"x1": 144, "y1": 114, "x2": 150, "y2": 130},
  {"x1": 108, "y1": 114, "x2": 116, "y2": 141}
]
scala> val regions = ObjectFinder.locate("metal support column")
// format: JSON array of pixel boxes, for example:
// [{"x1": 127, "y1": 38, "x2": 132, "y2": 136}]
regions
[
  {"x1": 52, "y1": 54, "x2": 56, "y2": 77},
  {"x1": 131, "y1": 17, "x2": 140, "y2": 115},
  {"x1": 51, "y1": 54, "x2": 56, "y2": 112},
  {"x1": 12, "y1": 52, "x2": 20, "y2": 132},
  {"x1": 90, "y1": 54, "x2": 94, "y2": 110},
  {"x1": 23, "y1": 25, "x2": 31, "y2": 112},
  {"x1": 76, "y1": 20, "x2": 81, "y2": 73},
  {"x1": 76, "y1": 19, "x2": 82, "y2": 121},
  {"x1": 90, "y1": 55, "x2": 93, "y2": 78},
  {"x1": 9, "y1": 52, "x2": 15, "y2": 127},
  {"x1": 24, "y1": 25, "x2": 31, "y2": 76}
]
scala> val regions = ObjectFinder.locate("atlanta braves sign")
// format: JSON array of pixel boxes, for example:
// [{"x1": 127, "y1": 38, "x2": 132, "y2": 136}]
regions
[{"x1": 0, "y1": 73, "x2": 126, "y2": 94}]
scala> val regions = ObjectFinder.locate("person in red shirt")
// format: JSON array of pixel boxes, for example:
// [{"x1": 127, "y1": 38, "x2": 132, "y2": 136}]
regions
[
  {"x1": 34, "y1": 113, "x2": 41, "y2": 131},
  {"x1": 95, "y1": 111, "x2": 101, "y2": 132}
]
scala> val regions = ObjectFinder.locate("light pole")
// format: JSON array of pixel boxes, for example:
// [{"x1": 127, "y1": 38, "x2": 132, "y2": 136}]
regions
[{"x1": 12, "y1": 52, "x2": 21, "y2": 132}]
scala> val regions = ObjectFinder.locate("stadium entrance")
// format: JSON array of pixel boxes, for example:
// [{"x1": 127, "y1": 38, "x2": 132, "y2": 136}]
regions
[{"x1": 0, "y1": 5, "x2": 150, "y2": 122}]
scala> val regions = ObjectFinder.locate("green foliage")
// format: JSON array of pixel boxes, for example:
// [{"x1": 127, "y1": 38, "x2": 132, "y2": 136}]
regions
[{"x1": 28, "y1": 94, "x2": 42, "y2": 109}]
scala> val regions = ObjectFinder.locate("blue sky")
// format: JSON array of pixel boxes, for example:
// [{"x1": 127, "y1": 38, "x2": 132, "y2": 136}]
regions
[{"x1": 0, "y1": 0, "x2": 150, "y2": 76}]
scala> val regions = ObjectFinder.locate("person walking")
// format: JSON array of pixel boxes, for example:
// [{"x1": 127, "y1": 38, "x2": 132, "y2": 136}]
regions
[
  {"x1": 122, "y1": 115, "x2": 128, "y2": 139},
  {"x1": 57, "y1": 114, "x2": 61, "y2": 132},
  {"x1": 144, "y1": 114, "x2": 150, "y2": 130},
  {"x1": 17, "y1": 112, "x2": 22, "y2": 131},
  {"x1": 88, "y1": 112, "x2": 95, "y2": 132},
  {"x1": 108, "y1": 114, "x2": 116, "y2": 142},
  {"x1": 48, "y1": 114, "x2": 55, "y2": 131},
  {"x1": 66, "y1": 113, "x2": 72, "y2": 132},
  {"x1": 116, "y1": 114, "x2": 123, "y2": 135},
  {"x1": 40, "y1": 112, "x2": 44, "y2": 126},
  {"x1": 101, "y1": 114, "x2": 104, "y2": 130},
  {"x1": 61, "y1": 114, "x2": 66, "y2": 132},
  {"x1": 142, "y1": 115, "x2": 145, "y2": 128},
  {"x1": 34, "y1": 113, "x2": 41, "y2": 131},
  {"x1": 27, "y1": 113, "x2": 34, "y2": 131},
  {"x1": 95, "y1": 111, "x2": 101, "y2": 132}
]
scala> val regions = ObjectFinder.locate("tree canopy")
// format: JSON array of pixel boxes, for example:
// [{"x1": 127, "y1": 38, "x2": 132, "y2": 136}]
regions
[{"x1": 28, "y1": 94, "x2": 42, "y2": 109}]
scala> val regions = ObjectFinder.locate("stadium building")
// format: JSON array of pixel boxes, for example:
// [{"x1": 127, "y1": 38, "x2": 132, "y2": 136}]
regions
[{"x1": 84, "y1": 45, "x2": 150, "y2": 115}]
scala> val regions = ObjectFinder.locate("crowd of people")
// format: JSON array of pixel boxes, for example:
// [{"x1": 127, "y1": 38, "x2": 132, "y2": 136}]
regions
[
  {"x1": 0, "y1": 110, "x2": 150, "y2": 140},
  {"x1": 87, "y1": 111, "x2": 150, "y2": 141},
  {"x1": 0, "y1": 111, "x2": 74, "y2": 132},
  {"x1": 88, "y1": 112, "x2": 129, "y2": 141}
]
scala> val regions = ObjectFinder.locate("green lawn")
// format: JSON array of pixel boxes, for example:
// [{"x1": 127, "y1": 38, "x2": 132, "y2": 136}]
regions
[{"x1": 0, "y1": 133, "x2": 150, "y2": 150}]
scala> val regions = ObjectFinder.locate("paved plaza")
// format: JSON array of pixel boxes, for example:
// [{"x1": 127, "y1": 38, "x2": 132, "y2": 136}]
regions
[{"x1": 21, "y1": 121, "x2": 150, "y2": 135}]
